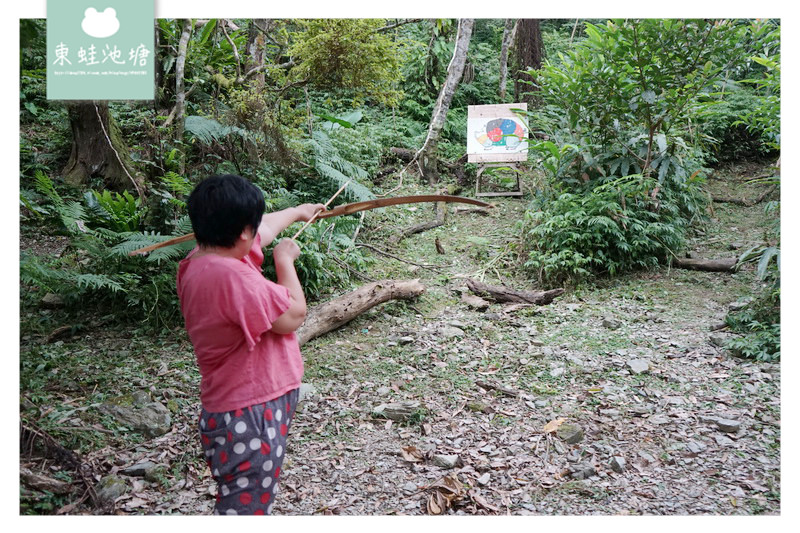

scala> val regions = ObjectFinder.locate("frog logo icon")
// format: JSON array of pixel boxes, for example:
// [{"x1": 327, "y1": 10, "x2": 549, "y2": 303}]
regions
[{"x1": 81, "y1": 7, "x2": 120, "y2": 39}]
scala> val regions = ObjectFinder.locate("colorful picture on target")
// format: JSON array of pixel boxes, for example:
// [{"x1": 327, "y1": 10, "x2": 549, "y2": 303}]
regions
[
  {"x1": 466, "y1": 104, "x2": 528, "y2": 162},
  {"x1": 474, "y1": 118, "x2": 526, "y2": 150}
]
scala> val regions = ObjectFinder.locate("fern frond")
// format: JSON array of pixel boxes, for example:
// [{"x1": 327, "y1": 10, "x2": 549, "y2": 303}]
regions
[{"x1": 185, "y1": 115, "x2": 262, "y2": 145}]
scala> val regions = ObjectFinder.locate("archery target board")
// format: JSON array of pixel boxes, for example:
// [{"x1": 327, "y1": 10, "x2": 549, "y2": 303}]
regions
[{"x1": 467, "y1": 103, "x2": 529, "y2": 163}]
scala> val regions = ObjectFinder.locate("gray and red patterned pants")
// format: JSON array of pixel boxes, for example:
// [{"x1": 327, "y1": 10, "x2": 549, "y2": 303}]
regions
[{"x1": 198, "y1": 388, "x2": 299, "y2": 515}]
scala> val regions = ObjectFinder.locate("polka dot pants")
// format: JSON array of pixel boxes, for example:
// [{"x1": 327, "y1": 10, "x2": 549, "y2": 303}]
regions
[{"x1": 198, "y1": 388, "x2": 299, "y2": 515}]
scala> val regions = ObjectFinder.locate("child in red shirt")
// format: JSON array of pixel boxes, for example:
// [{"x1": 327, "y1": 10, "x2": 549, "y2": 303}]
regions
[{"x1": 177, "y1": 174, "x2": 324, "y2": 515}]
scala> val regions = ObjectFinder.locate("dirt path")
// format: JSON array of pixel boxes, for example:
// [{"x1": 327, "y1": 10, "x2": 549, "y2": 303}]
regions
[{"x1": 20, "y1": 164, "x2": 780, "y2": 515}]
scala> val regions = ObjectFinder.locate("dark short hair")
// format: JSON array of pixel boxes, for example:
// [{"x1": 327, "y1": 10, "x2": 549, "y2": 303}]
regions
[{"x1": 187, "y1": 174, "x2": 264, "y2": 248}]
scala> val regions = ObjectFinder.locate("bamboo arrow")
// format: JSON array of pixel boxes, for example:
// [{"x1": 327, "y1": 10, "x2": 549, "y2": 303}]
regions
[{"x1": 128, "y1": 194, "x2": 494, "y2": 256}]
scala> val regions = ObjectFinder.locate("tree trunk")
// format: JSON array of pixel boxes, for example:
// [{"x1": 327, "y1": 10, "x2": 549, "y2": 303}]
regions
[
  {"x1": 415, "y1": 18, "x2": 474, "y2": 185},
  {"x1": 466, "y1": 278, "x2": 564, "y2": 305},
  {"x1": 499, "y1": 19, "x2": 518, "y2": 100},
  {"x1": 61, "y1": 102, "x2": 145, "y2": 197},
  {"x1": 173, "y1": 19, "x2": 192, "y2": 144},
  {"x1": 513, "y1": 19, "x2": 543, "y2": 106},
  {"x1": 245, "y1": 19, "x2": 268, "y2": 86},
  {"x1": 153, "y1": 19, "x2": 164, "y2": 108},
  {"x1": 296, "y1": 280, "x2": 426, "y2": 346}
]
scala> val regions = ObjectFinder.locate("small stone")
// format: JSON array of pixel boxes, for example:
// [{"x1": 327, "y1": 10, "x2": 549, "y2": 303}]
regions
[
  {"x1": 96, "y1": 475, "x2": 128, "y2": 504},
  {"x1": 432, "y1": 455, "x2": 460, "y2": 469},
  {"x1": 477, "y1": 473, "x2": 491, "y2": 485},
  {"x1": 41, "y1": 293, "x2": 64, "y2": 308},
  {"x1": 299, "y1": 383, "x2": 317, "y2": 402},
  {"x1": 570, "y1": 464, "x2": 596, "y2": 480},
  {"x1": 709, "y1": 334, "x2": 728, "y2": 347},
  {"x1": 376, "y1": 386, "x2": 392, "y2": 397},
  {"x1": 602, "y1": 317, "x2": 621, "y2": 329},
  {"x1": 462, "y1": 293, "x2": 490, "y2": 310},
  {"x1": 402, "y1": 481, "x2": 418, "y2": 494},
  {"x1": 122, "y1": 461, "x2": 157, "y2": 477},
  {"x1": 609, "y1": 456, "x2": 626, "y2": 473},
  {"x1": 715, "y1": 419, "x2": 742, "y2": 433},
  {"x1": 638, "y1": 451, "x2": 656, "y2": 464},
  {"x1": 627, "y1": 359, "x2": 651, "y2": 374},
  {"x1": 599, "y1": 409, "x2": 621, "y2": 417},
  {"x1": 648, "y1": 414, "x2": 670, "y2": 425},
  {"x1": 556, "y1": 423, "x2": 584, "y2": 444},
  {"x1": 374, "y1": 401, "x2": 422, "y2": 421},
  {"x1": 440, "y1": 326, "x2": 465, "y2": 339},
  {"x1": 715, "y1": 435, "x2": 735, "y2": 446},
  {"x1": 398, "y1": 336, "x2": 414, "y2": 345},
  {"x1": 686, "y1": 440, "x2": 706, "y2": 455},
  {"x1": 728, "y1": 298, "x2": 752, "y2": 312},
  {"x1": 549, "y1": 367, "x2": 565, "y2": 378}
]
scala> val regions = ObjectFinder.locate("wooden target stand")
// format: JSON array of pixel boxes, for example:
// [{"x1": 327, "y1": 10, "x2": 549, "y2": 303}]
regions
[
  {"x1": 474, "y1": 162, "x2": 524, "y2": 197},
  {"x1": 467, "y1": 103, "x2": 528, "y2": 198}
]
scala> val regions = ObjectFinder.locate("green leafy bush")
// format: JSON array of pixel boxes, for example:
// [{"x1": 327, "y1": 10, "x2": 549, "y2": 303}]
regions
[
  {"x1": 522, "y1": 175, "x2": 701, "y2": 284},
  {"x1": 725, "y1": 288, "x2": 780, "y2": 362},
  {"x1": 83, "y1": 189, "x2": 144, "y2": 232},
  {"x1": 696, "y1": 87, "x2": 775, "y2": 162},
  {"x1": 529, "y1": 19, "x2": 747, "y2": 185}
]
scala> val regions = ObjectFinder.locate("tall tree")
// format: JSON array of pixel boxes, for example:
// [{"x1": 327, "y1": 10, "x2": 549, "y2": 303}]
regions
[
  {"x1": 173, "y1": 19, "x2": 193, "y2": 145},
  {"x1": 513, "y1": 19, "x2": 543, "y2": 106},
  {"x1": 245, "y1": 19, "x2": 269, "y2": 86},
  {"x1": 61, "y1": 102, "x2": 145, "y2": 197},
  {"x1": 499, "y1": 19, "x2": 518, "y2": 100},
  {"x1": 415, "y1": 18, "x2": 474, "y2": 184}
]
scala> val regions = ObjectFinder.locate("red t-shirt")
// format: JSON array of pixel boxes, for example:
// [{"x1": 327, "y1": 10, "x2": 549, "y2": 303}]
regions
[{"x1": 176, "y1": 235, "x2": 303, "y2": 412}]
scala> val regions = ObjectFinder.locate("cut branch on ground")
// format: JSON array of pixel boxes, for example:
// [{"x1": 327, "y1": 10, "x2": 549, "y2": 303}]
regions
[
  {"x1": 466, "y1": 278, "x2": 565, "y2": 305},
  {"x1": 673, "y1": 257, "x2": 738, "y2": 272},
  {"x1": 296, "y1": 279, "x2": 426, "y2": 346}
]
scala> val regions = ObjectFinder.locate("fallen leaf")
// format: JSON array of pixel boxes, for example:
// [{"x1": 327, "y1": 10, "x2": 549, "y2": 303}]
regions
[
  {"x1": 543, "y1": 417, "x2": 566, "y2": 433},
  {"x1": 427, "y1": 492, "x2": 445, "y2": 515},
  {"x1": 401, "y1": 446, "x2": 424, "y2": 462}
]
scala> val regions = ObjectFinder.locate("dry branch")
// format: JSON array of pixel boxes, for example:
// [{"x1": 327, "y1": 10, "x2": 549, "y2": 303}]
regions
[
  {"x1": 390, "y1": 201, "x2": 448, "y2": 244},
  {"x1": 297, "y1": 279, "x2": 426, "y2": 346},
  {"x1": 466, "y1": 278, "x2": 564, "y2": 305}
]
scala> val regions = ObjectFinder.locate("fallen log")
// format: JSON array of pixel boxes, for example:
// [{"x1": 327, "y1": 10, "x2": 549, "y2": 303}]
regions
[
  {"x1": 297, "y1": 279, "x2": 426, "y2": 346},
  {"x1": 466, "y1": 278, "x2": 564, "y2": 305},
  {"x1": 712, "y1": 184, "x2": 777, "y2": 207},
  {"x1": 673, "y1": 257, "x2": 737, "y2": 272}
]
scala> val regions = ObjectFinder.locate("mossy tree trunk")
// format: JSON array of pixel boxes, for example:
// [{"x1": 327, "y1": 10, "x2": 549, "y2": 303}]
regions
[
  {"x1": 61, "y1": 101, "x2": 145, "y2": 197},
  {"x1": 416, "y1": 18, "x2": 474, "y2": 185}
]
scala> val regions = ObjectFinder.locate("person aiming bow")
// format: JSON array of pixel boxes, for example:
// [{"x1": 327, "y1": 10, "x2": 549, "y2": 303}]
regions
[{"x1": 177, "y1": 173, "x2": 324, "y2": 515}]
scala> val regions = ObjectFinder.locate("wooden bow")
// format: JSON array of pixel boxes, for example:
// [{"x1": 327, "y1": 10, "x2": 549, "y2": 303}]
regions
[{"x1": 128, "y1": 195, "x2": 493, "y2": 256}]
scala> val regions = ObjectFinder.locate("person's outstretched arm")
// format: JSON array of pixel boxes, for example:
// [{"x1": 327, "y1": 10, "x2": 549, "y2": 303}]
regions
[{"x1": 258, "y1": 203, "x2": 325, "y2": 246}]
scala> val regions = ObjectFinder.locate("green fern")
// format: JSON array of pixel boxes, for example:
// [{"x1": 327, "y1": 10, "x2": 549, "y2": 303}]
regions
[
  {"x1": 185, "y1": 115, "x2": 261, "y2": 145},
  {"x1": 307, "y1": 130, "x2": 374, "y2": 202}
]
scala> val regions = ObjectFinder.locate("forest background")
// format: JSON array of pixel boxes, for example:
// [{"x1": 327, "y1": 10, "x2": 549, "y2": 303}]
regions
[{"x1": 10, "y1": 3, "x2": 793, "y2": 519}]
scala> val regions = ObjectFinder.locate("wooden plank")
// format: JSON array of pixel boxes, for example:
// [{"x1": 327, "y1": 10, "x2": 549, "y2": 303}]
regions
[
  {"x1": 468, "y1": 152, "x2": 528, "y2": 163},
  {"x1": 468, "y1": 103, "x2": 528, "y2": 119}
]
